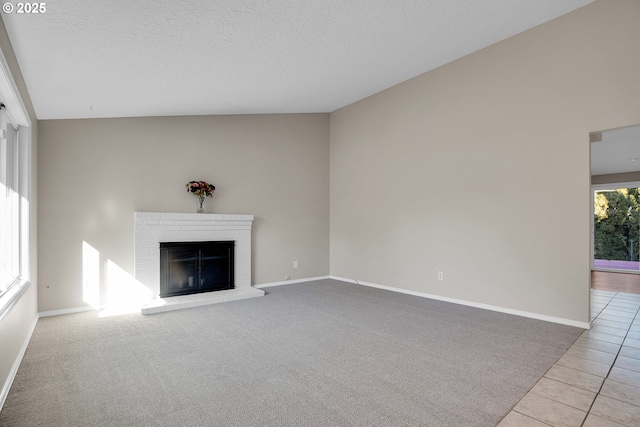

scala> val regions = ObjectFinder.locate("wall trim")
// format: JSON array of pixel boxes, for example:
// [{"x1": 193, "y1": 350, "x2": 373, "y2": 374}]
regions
[
  {"x1": 39, "y1": 279, "x2": 335, "y2": 314},
  {"x1": 39, "y1": 305, "x2": 96, "y2": 318},
  {"x1": 37, "y1": 276, "x2": 590, "y2": 326},
  {"x1": 254, "y1": 275, "x2": 331, "y2": 289},
  {"x1": 40, "y1": 280, "x2": 333, "y2": 314},
  {"x1": 0, "y1": 312, "x2": 38, "y2": 412},
  {"x1": 0, "y1": 43, "x2": 30, "y2": 127},
  {"x1": 330, "y1": 276, "x2": 590, "y2": 330}
]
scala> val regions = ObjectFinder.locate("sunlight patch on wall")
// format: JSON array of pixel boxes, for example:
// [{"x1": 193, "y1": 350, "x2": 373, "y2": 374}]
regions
[{"x1": 101, "y1": 259, "x2": 153, "y2": 317}]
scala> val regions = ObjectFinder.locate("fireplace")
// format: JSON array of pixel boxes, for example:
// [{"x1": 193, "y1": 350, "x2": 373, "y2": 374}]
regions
[
  {"x1": 160, "y1": 241, "x2": 234, "y2": 297},
  {"x1": 134, "y1": 212, "x2": 264, "y2": 314}
]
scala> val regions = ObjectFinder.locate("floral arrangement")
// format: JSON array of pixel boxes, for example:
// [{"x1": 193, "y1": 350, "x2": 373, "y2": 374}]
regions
[
  {"x1": 186, "y1": 180, "x2": 215, "y2": 198},
  {"x1": 187, "y1": 181, "x2": 215, "y2": 213}
]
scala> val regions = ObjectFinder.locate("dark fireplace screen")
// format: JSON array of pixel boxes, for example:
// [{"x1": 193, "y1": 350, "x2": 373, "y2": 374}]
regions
[{"x1": 159, "y1": 241, "x2": 234, "y2": 298}]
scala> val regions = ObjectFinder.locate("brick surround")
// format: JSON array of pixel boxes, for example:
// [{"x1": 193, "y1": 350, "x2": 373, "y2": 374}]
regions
[{"x1": 134, "y1": 212, "x2": 261, "y2": 313}]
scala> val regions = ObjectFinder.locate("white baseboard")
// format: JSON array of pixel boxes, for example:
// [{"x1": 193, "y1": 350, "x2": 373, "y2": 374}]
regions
[
  {"x1": 38, "y1": 305, "x2": 96, "y2": 318},
  {"x1": 254, "y1": 275, "x2": 331, "y2": 289},
  {"x1": 0, "y1": 312, "x2": 38, "y2": 412},
  {"x1": 34, "y1": 279, "x2": 589, "y2": 330},
  {"x1": 330, "y1": 276, "x2": 590, "y2": 329}
]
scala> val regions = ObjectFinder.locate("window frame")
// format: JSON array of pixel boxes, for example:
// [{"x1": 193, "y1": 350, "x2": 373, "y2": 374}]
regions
[
  {"x1": 0, "y1": 108, "x2": 20, "y2": 291},
  {"x1": 0, "y1": 44, "x2": 33, "y2": 322},
  {"x1": 590, "y1": 181, "x2": 640, "y2": 274}
]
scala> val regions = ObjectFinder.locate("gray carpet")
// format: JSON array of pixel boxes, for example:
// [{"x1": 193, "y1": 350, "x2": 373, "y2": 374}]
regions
[{"x1": 0, "y1": 279, "x2": 583, "y2": 426}]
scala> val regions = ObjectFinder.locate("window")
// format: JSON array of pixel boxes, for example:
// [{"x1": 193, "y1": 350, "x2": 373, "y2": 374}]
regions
[
  {"x1": 0, "y1": 106, "x2": 21, "y2": 295},
  {"x1": 593, "y1": 185, "x2": 640, "y2": 272},
  {"x1": 0, "y1": 46, "x2": 32, "y2": 318}
]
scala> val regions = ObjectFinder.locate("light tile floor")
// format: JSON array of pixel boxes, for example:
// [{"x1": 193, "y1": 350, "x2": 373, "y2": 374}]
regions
[{"x1": 498, "y1": 289, "x2": 640, "y2": 427}]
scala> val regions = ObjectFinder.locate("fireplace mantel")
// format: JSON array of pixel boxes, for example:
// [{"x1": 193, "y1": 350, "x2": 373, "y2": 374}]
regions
[{"x1": 134, "y1": 212, "x2": 264, "y2": 314}]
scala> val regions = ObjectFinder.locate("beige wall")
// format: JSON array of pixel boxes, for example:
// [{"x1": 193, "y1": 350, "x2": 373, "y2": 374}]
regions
[
  {"x1": 38, "y1": 114, "x2": 329, "y2": 312},
  {"x1": 330, "y1": 0, "x2": 640, "y2": 323},
  {"x1": 0, "y1": 16, "x2": 38, "y2": 406}
]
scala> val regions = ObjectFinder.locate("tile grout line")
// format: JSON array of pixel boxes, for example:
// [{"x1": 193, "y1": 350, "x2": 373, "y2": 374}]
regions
[
  {"x1": 508, "y1": 291, "x2": 609, "y2": 426},
  {"x1": 498, "y1": 289, "x2": 640, "y2": 427},
  {"x1": 578, "y1": 291, "x2": 616, "y2": 427},
  {"x1": 579, "y1": 292, "x2": 640, "y2": 427}
]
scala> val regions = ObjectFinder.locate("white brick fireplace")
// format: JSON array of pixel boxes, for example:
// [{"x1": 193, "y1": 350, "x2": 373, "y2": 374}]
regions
[{"x1": 134, "y1": 212, "x2": 264, "y2": 314}]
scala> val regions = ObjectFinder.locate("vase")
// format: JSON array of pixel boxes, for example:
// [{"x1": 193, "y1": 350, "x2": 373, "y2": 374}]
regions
[{"x1": 197, "y1": 196, "x2": 205, "y2": 213}]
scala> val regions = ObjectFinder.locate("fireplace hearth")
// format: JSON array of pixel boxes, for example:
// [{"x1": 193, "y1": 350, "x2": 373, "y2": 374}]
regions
[{"x1": 160, "y1": 241, "x2": 234, "y2": 297}]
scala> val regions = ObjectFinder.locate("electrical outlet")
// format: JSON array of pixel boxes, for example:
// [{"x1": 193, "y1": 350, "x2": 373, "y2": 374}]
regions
[
  {"x1": 285, "y1": 275, "x2": 290, "y2": 281},
  {"x1": 293, "y1": 260, "x2": 298, "y2": 269},
  {"x1": 437, "y1": 271, "x2": 444, "y2": 280}
]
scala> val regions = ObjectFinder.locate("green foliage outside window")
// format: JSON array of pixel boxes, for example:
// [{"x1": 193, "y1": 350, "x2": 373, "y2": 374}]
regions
[{"x1": 594, "y1": 188, "x2": 640, "y2": 262}]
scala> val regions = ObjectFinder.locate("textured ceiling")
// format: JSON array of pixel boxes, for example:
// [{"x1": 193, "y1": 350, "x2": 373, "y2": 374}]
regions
[{"x1": 2, "y1": 0, "x2": 594, "y2": 119}]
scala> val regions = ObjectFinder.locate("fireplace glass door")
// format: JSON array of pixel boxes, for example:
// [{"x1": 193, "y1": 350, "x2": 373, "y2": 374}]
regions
[{"x1": 159, "y1": 241, "x2": 234, "y2": 297}]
